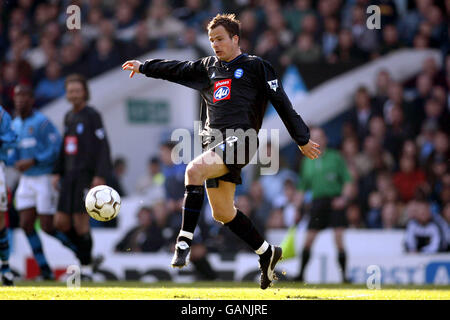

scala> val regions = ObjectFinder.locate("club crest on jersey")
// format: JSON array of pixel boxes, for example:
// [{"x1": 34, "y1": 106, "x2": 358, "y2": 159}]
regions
[
  {"x1": 267, "y1": 79, "x2": 278, "y2": 92},
  {"x1": 76, "y1": 123, "x2": 84, "y2": 134},
  {"x1": 234, "y1": 68, "x2": 243, "y2": 79},
  {"x1": 213, "y1": 79, "x2": 231, "y2": 103}
]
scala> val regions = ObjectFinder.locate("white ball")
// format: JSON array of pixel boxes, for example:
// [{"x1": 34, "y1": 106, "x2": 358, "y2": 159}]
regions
[{"x1": 85, "y1": 185, "x2": 121, "y2": 222}]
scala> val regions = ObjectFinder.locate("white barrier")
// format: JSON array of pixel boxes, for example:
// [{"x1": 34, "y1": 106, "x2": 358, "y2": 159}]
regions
[{"x1": 8, "y1": 224, "x2": 450, "y2": 284}]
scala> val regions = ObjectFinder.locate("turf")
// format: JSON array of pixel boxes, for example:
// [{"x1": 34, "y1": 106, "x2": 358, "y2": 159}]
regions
[{"x1": 1, "y1": 281, "x2": 449, "y2": 300}]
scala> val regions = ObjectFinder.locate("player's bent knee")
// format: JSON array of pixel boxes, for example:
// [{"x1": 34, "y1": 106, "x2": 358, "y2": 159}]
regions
[{"x1": 211, "y1": 207, "x2": 235, "y2": 224}]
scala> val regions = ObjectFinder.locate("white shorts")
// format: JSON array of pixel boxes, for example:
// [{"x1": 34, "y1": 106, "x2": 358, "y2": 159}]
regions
[
  {"x1": 15, "y1": 174, "x2": 58, "y2": 215},
  {"x1": 0, "y1": 162, "x2": 8, "y2": 212}
]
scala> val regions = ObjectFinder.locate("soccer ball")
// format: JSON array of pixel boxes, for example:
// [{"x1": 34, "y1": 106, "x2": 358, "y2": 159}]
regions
[{"x1": 85, "y1": 185, "x2": 121, "y2": 221}]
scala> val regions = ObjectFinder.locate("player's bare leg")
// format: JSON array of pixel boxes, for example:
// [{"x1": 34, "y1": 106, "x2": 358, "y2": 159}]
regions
[
  {"x1": 0, "y1": 212, "x2": 13, "y2": 286},
  {"x1": 171, "y1": 150, "x2": 227, "y2": 268},
  {"x1": 295, "y1": 229, "x2": 319, "y2": 282}
]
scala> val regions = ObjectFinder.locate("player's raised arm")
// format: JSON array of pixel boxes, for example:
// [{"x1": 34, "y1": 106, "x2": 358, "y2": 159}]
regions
[
  {"x1": 258, "y1": 59, "x2": 320, "y2": 160},
  {"x1": 122, "y1": 58, "x2": 210, "y2": 91}
]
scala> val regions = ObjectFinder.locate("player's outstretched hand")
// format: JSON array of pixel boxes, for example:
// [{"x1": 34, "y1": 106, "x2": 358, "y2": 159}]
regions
[
  {"x1": 298, "y1": 139, "x2": 321, "y2": 160},
  {"x1": 122, "y1": 60, "x2": 142, "y2": 78}
]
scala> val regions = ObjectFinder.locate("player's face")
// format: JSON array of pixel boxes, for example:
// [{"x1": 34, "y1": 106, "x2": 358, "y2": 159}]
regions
[
  {"x1": 208, "y1": 25, "x2": 239, "y2": 62},
  {"x1": 13, "y1": 87, "x2": 33, "y2": 114},
  {"x1": 66, "y1": 81, "x2": 87, "y2": 106}
]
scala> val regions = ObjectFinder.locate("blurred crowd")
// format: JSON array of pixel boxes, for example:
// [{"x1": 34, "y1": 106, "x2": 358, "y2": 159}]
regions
[
  {"x1": 0, "y1": 0, "x2": 449, "y2": 256},
  {"x1": 1, "y1": 0, "x2": 449, "y2": 110}
]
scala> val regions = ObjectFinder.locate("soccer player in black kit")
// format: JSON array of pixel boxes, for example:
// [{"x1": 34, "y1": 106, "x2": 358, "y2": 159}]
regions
[
  {"x1": 122, "y1": 14, "x2": 320, "y2": 289},
  {"x1": 52, "y1": 74, "x2": 112, "y2": 280}
]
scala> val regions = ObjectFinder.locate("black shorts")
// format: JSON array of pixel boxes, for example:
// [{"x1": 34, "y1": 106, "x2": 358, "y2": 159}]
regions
[
  {"x1": 202, "y1": 130, "x2": 259, "y2": 187},
  {"x1": 307, "y1": 197, "x2": 347, "y2": 230},
  {"x1": 57, "y1": 174, "x2": 92, "y2": 214}
]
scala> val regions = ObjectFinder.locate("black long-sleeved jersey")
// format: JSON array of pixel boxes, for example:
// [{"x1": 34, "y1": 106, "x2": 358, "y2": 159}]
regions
[
  {"x1": 139, "y1": 53, "x2": 310, "y2": 146},
  {"x1": 53, "y1": 106, "x2": 112, "y2": 179}
]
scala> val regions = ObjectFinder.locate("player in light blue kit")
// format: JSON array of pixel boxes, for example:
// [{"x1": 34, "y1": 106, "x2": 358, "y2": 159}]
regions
[
  {"x1": 11, "y1": 85, "x2": 79, "y2": 280},
  {"x1": 0, "y1": 105, "x2": 17, "y2": 286}
]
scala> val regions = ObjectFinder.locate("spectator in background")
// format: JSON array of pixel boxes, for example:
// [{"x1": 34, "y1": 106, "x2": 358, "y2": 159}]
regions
[
  {"x1": 88, "y1": 36, "x2": 122, "y2": 78},
  {"x1": 378, "y1": 24, "x2": 403, "y2": 56},
  {"x1": 108, "y1": 157, "x2": 127, "y2": 197},
  {"x1": 372, "y1": 0, "x2": 398, "y2": 26},
  {"x1": 146, "y1": 2, "x2": 185, "y2": 46},
  {"x1": 416, "y1": 119, "x2": 438, "y2": 165},
  {"x1": 372, "y1": 69, "x2": 391, "y2": 113},
  {"x1": 115, "y1": 206, "x2": 165, "y2": 252},
  {"x1": 60, "y1": 43, "x2": 87, "y2": 78},
  {"x1": 346, "y1": 202, "x2": 365, "y2": 229},
  {"x1": 136, "y1": 156, "x2": 165, "y2": 195},
  {"x1": 424, "y1": 6, "x2": 446, "y2": 49},
  {"x1": 254, "y1": 29, "x2": 284, "y2": 74},
  {"x1": 393, "y1": 155, "x2": 426, "y2": 203},
  {"x1": 405, "y1": 199, "x2": 443, "y2": 253},
  {"x1": 270, "y1": 179, "x2": 301, "y2": 228},
  {"x1": 346, "y1": 86, "x2": 379, "y2": 141},
  {"x1": 327, "y1": 29, "x2": 366, "y2": 64},
  {"x1": 409, "y1": 74, "x2": 432, "y2": 135},
  {"x1": 283, "y1": 0, "x2": 314, "y2": 36},
  {"x1": 248, "y1": 180, "x2": 272, "y2": 225},
  {"x1": 321, "y1": 16, "x2": 339, "y2": 59},
  {"x1": 114, "y1": 1, "x2": 138, "y2": 41},
  {"x1": 349, "y1": 5, "x2": 379, "y2": 56},
  {"x1": 366, "y1": 191, "x2": 383, "y2": 228},
  {"x1": 427, "y1": 155, "x2": 448, "y2": 205},
  {"x1": 398, "y1": 0, "x2": 431, "y2": 45},
  {"x1": 426, "y1": 131, "x2": 449, "y2": 170},
  {"x1": 354, "y1": 135, "x2": 394, "y2": 179},
  {"x1": 34, "y1": 61, "x2": 65, "y2": 107},
  {"x1": 381, "y1": 202, "x2": 401, "y2": 229},
  {"x1": 422, "y1": 57, "x2": 446, "y2": 88},
  {"x1": 385, "y1": 106, "x2": 414, "y2": 163},
  {"x1": 1, "y1": 63, "x2": 21, "y2": 114},
  {"x1": 254, "y1": 140, "x2": 298, "y2": 206},
  {"x1": 265, "y1": 8, "x2": 294, "y2": 49},
  {"x1": 423, "y1": 98, "x2": 449, "y2": 134},
  {"x1": 159, "y1": 141, "x2": 186, "y2": 229},
  {"x1": 281, "y1": 32, "x2": 322, "y2": 66},
  {"x1": 433, "y1": 202, "x2": 450, "y2": 251},
  {"x1": 383, "y1": 82, "x2": 408, "y2": 125},
  {"x1": 123, "y1": 21, "x2": 158, "y2": 60},
  {"x1": 340, "y1": 135, "x2": 360, "y2": 181},
  {"x1": 239, "y1": 9, "x2": 260, "y2": 53},
  {"x1": 81, "y1": 7, "x2": 104, "y2": 42},
  {"x1": 173, "y1": 0, "x2": 210, "y2": 32}
]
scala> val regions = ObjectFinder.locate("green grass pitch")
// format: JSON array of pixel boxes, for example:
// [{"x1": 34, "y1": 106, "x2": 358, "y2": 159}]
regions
[{"x1": 1, "y1": 281, "x2": 450, "y2": 300}]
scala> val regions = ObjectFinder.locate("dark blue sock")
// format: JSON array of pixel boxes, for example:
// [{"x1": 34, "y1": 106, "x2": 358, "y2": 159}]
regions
[
  {"x1": 25, "y1": 230, "x2": 52, "y2": 277},
  {"x1": 48, "y1": 230, "x2": 78, "y2": 254},
  {"x1": 0, "y1": 228, "x2": 10, "y2": 274}
]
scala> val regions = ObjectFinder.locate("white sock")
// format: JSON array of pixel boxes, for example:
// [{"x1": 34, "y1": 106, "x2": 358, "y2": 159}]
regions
[
  {"x1": 255, "y1": 241, "x2": 270, "y2": 255},
  {"x1": 81, "y1": 265, "x2": 93, "y2": 275}
]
